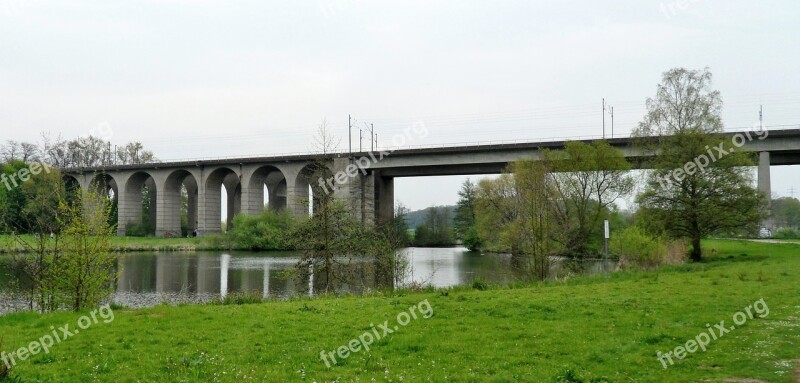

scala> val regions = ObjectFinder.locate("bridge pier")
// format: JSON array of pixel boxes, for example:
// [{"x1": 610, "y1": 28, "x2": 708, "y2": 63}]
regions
[
  {"x1": 374, "y1": 171, "x2": 394, "y2": 225},
  {"x1": 758, "y1": 151, "x2": 773, "y2": 229}
]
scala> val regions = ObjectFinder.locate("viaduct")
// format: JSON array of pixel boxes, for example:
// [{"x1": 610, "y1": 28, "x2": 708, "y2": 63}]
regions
[{"x1": 63, "y1": 129, "x2": 800, "y2": 237}]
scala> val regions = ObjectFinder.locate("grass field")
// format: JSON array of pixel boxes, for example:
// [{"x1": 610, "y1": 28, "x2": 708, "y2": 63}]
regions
[{"x1": 0, "y1": 239, "x2": 798, "y2": 382}]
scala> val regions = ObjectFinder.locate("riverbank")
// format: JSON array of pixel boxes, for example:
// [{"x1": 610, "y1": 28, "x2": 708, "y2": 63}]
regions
[
  {"x1": 0, "y1": 239, "x2": 798, "y2": 381},
  {"x1": 0, "y1": 235, "x2": 230, "y2": 253}
]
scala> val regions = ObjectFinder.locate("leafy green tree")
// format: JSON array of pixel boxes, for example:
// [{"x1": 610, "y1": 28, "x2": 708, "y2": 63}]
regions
[
  {"x1": 454, "y1": 180, "x2": 476, "y2": 238},
  {"x1": 54, "y1": 189, "x2": 117, "y2": 311},
  {"x1": 228, "y1": 210, "x2": 294, "y2": 250},
  {"x1": 4, "y1": 165, "x2": 66, "y2": 311},
  {"x1": 771, "y1": 197, "x2": 800, "y2": 229},
  {"x1": 475, "y1": 161, "x2": 562, "y2": 279},
  {"x1": 0, "y1": 161, "x2": 30, "y2": 233},
  {"x1": 413, "y1": 206, "x2": 455, "y2": 247},
  {"x1": 634, "y1": 68, "x2": 766, "y2": 261},
  {"x1": 544, "y1": 141, "x2": 634, "y2": 257}
]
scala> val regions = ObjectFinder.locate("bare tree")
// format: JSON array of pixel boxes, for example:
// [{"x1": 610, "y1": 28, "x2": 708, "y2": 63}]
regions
[{"x1": 310, "y1": 118, "x2": 341, "y2": 154}]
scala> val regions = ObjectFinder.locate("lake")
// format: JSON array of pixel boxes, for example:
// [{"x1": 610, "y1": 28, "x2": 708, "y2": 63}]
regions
[{"x1": 0, "y1": 247, "x2": 616, "y2": 313}]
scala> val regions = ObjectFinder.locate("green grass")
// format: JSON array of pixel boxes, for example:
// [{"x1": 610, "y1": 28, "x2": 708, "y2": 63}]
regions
[{"x1": 0, "y1": 239, "x2": 798, "y2": 382}]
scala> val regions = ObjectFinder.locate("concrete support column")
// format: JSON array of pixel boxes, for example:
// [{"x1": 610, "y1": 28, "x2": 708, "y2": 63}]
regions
[
  {"x1": 758, "y1": 151, "x2": 773, "y2": 229},
  {"x1": 226, "y1": 184, "x2": 241, "y2": 230},
  {"x1": 156, "y1": 185, "x2": 181, "y2": 237},
  {"x1": 374, "y1": 171, "x2": 394, "y2": 225},
  {"x1": 196, "y1": 168, "x2": 209, "y2": 237},
  {"x1": 287, "y1": 177, "x2": 309, "y2": 218},
  {"x1": 117, "y1": 185, "x2": 142, "y2": 237},
  {"x1": 146, "y1": 178, "x2": 157, "y2": 235},
  {"x1": 241, "y1": 179, "x2": 264, "y2": 216},
  {"x1": 187, "y1": 185, "x2": 197, "y2": 236},
  {"x1": 758, "y1": 151, "x2": 771, "y2": 204},
  {"x1": 201, "y1": 187, "x2": 222, "y2": 235}
]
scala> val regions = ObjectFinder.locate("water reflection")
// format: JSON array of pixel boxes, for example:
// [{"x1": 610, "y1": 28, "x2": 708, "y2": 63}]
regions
[{"x1": 0, "y1": 248, "x2": 617, "y2": 312}]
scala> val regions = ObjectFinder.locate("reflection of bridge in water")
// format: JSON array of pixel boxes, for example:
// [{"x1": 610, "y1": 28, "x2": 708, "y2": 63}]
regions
[
  {"x1": 87, "y1": 249, "x2": 622, "y2": 310},
  {"x1": 116, "y1": 254, "x2": 305, "y2": 302}
]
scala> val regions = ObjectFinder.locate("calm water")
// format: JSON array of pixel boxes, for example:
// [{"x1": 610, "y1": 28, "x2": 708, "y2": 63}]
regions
[{"x1": 0, "y1": 248, "x2": 615, "y2": 313}]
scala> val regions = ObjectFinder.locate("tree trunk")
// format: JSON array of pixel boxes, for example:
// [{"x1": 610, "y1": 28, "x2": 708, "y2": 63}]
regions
[{"x1": 690, "y1": 235, "x2": 702, "y2": 262}]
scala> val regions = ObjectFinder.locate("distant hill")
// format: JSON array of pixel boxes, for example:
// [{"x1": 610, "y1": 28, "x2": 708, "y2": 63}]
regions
[{"x1": 403, "y1": 205, "x2": 457, "y2": 229}]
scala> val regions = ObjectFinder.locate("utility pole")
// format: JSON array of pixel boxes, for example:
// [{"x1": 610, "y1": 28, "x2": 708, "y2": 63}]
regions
[
  {"x1": 602, "y1": 98, "x2": 606, "y2": 139},
  {"x1": 374, "y1": 133, "x2": 378, "y2": 150},
  {"x1": 359, "y1": 128, "x2": 363, "y2": 152},
  {"x1": 610, "y1": 106, "x2": 615, "y2": 138},
  {"x1": 759, "y1": 105, "x2": 763, "y2": 131},
  {"x1": 348, "y1": 114, "x2": 352, "y2": 156},
  {"x1": 370, "y1": 123, "x2": 375, "y2": 152}
]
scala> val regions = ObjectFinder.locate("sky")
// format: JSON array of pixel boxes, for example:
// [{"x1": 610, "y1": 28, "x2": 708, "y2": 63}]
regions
[{"x1": 1, "y1": 0, "x2": 799, "y2": 211}]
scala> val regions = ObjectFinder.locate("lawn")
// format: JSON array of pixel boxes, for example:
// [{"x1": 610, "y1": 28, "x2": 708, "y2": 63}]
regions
[{"x1": 0, "y1": 239, "x2": 798, "y2": 382}]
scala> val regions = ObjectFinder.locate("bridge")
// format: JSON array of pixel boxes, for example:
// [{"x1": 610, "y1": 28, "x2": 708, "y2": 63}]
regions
[{"x1": 63, "y1": 129, "x2": 800, "y2": 237}]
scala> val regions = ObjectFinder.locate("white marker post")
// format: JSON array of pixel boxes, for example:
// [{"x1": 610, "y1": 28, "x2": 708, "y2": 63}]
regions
[{"x1": 604, "y1": 220, "x2": 610, "y2": 258}]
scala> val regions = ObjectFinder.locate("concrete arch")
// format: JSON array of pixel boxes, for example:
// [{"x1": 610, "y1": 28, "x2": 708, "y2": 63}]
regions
[
  {"x1": 157, "y1": 169, "x2": 199, "y2": 237},
  {"x1": 245, "y1": 165, "x2": 288, "y2": 214},
  {"x1": 62, "y1": 174, "x2": 82, "y2": 206},
  {"x1": 90, "y1": 173, "x2": 118, "y2": 199},
  {"x1": 203, "y1": 167, "x2": 241, "y2": 234},
  {"x1": 295, "y1": 161, "x2": 334, "y2": 216},
  {"x1": 120, "y1": 171, "x2": 157, "y2": 236}
]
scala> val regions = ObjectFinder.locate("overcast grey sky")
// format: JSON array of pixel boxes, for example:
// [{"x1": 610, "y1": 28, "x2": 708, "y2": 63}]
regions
[{"x1": 1, "y1": 1, "x2": 799, "y2": 210}]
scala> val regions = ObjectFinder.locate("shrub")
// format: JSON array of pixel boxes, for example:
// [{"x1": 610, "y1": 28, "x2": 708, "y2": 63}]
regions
[
  {"x1": 611, "y1": 226, "x2": 667, "y2": 269},
  {"x1": 228, "y1": 210, "x2": 294, "y2": 250},
  {"x1": 773, "y1": 228, "x2": 799, "y2": 239},
  {"x1": 125, "y1": 221, "x2": 153, "y2": 237},
  {"x1": 463, "y1": 226, "x2": 482, "y2": 251}
]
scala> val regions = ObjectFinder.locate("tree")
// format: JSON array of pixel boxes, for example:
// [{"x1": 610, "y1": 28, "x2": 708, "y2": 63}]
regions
[
  {"x1": 291, "y1": 124, "x2": 398, "y2": 292},
  {"x1": 54, "y1": 189, "x2": 117, "y2": 311},
  {"x1": 475, "y1": 161, "x2": 563, "y2": 279},
  {"x1": 413, "y1": 206, "x2": 455, "y2": 247},
  {"x1": 634, "y1": 68, "x2": 766, "y2": 261},
  {"x1": 771, "y1": 197, "x2": 800, "y2": 229},
  {"x1": 388, "y1": 202, "x2": 412, "y2": 247},
  {"x1": 2, "y1": 165, "x2": 66, "y2": 311},
  {"x1": 544, "y1": 141, "x2": 634, "y2": 257},
  {"x1": 454, "y1": 179, "x2": 479, "y2": 249}
]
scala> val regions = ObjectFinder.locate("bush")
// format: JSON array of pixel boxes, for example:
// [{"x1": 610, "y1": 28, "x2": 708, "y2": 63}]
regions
[
  {"x1": 463, "y1": 226, "x2": 482, "y2": 251},
  {"x1": 611, "y1": 226, "x2": 668, "y2": 269},
  {"x1": 228, "y1": 210, "x2": 294, "y2": 250},
  {"x1": 125, "y1": 221, "x2": 153, "y2": 237},
  {"x1": 773, "y1": 228, "x2": 799, "y2": 239}
]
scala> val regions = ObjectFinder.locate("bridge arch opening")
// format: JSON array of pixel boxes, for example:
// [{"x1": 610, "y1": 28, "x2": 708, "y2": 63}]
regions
[
  {"x1": 248, "y1": 165, "x2": 288, "y2": 212},
  {"x1": 122, "y1": 171, "x2": 157, "y2": 236},
  {"x1": 62, "y1": 174, "x2": 82, "y2": 207},
  {"x1": 163, "y1": 170, "x2": 199, "y2": 237},
  {"x1": 296, "y1": 162, "x2": 334, "y2": 217},
  {"x1": 205, "y1": 167, "x2": 241, "y2": 233},
  {"x1": 90, "y1": 173, "x2": 119, "y2": 229}
]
